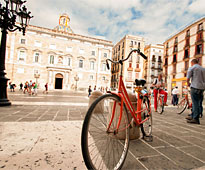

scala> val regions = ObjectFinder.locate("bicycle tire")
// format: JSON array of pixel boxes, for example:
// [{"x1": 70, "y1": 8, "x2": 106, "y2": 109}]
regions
[
  {"x1": 81, "y1": 93, "x2": 130, "y2": 170},
  {"x1": 177, "y1": 98, "x2": 188, "y2": 114},
  {"x1": 157, "y1": 96, "x2": 164, "y2": 114},
  {"x1": 140, "y1": 96, "x2": 152, "y2": 137}
]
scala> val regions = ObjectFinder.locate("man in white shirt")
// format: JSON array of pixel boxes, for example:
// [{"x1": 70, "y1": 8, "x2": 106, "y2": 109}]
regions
[{"x1": 172, "y1": 86, "x2": 179, "y2": 106}]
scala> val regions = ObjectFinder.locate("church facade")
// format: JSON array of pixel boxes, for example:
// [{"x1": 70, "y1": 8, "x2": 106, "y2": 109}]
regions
[{"x1": 5, "y1": 14, "x2": 113, "y2": 91}]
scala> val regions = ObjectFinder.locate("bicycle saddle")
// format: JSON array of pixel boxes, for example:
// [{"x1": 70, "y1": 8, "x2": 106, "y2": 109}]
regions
[{"x1": 135, "y1": 79, "x2": 146, "y2": 86}]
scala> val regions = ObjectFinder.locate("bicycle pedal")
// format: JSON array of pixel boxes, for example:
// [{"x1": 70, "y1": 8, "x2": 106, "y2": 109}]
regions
[{"x1": 143, "y1": 135, "x2": 153, "y2": 142}]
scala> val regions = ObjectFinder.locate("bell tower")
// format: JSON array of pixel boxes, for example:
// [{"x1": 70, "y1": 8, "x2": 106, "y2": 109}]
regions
[{"x1": 55, "y1": 13, "x2": 73, "y2": 33}]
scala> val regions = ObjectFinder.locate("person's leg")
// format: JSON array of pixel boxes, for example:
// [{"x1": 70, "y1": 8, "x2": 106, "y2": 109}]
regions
[
  {"x1": 199, "y1": 91, "x2": 203, "y2": 117},
  {"x1": 159, "y1": 90, "x2": 168, "y2": 104},
  {"x1": 153, "y1": 89, "x2": 158, "y2": 111},
  {"x1": 173, "y1": 94, "x2": 177, "y2": 105},
  {"x1": 189, "y1": 88, "x2": 200, "y2": 123}
]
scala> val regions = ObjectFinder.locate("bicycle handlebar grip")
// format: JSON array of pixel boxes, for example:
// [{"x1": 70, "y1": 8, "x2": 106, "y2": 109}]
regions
[
  {"x1": 106, "y1": 61, "x2": 110, "y2": 70},
  {"x1": 139, "y1": 52, "x2": 147, "y2": 60}
]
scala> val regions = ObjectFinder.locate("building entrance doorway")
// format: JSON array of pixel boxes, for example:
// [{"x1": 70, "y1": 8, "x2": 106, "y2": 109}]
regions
[{"x1": 55, "y1": 73, "x2": 63, "y2": 89}]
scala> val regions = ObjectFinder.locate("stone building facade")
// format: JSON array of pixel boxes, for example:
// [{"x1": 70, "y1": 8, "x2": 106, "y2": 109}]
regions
[
  {"x1": 111, "y1": 35, "x2": 145, "y2": 91},
  {"x1": 163, "y1": 17, "x2": 205, "y2": 94},
  {"x1": 144, "y1": 44, "x2": 164, "y2": 89},
  {"x1": 5, "y1": 14, "x2": 113, "y2": 91}
]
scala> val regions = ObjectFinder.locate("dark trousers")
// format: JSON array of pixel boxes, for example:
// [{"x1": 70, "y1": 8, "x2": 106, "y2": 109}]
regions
[
  {"x1": 190, "y1": 87, "x2": 204, "y2": 120},
  {"x1": 172, "y1": 94, "x2": 178, "y2": 106}
]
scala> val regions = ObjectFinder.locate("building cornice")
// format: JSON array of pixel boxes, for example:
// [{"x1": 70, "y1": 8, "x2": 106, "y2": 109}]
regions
[{"x1": 26, "y1": 24, "x2": 113, "y2": 47}]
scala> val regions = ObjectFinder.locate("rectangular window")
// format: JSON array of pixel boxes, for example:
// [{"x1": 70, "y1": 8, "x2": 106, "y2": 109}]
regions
[
  {"x1": 175, "y1": 37, "x2": 178, "y2": 43},
  {"x1": 90, "y1": 75, "x2": 94, "y2": 80},
  {"x1": 34, "y1": 52, "x2": 39, "y2": 63},
  {"x1": 196, "y1": 44, "x2": 203, "y2": 54},
  {"x1": 19, "y1": 50, "x2": 26, "y2": 61},
  {"x1": 136, "y1": 56, "x2": 140, "y2": 63},
  {"x1": 173, "y1": 54, "x2": 177, "y2": 63},
  {"x1": 102, "y1": 63, "x2": 106, "y2": 71},
  {"x1": 130, "y1": 41, "x2": 133, "y2": 47},
  {"x1": 90, "y1": 61, "x2": 95, "y2": 70},
  {"x1": 49, "y1": 55, "x2": 54, "y2": 64},
  {"x1": 104, "y1": 53, "x2": 107, "y2": 58},
  {"x1": 79, "y1": 60, "x2": 83, "y2": 68},
  {"x1": 186, "y1": 30, "x2": 190, "y2": 36},
  {"x1": 138, "y1": 42, "x2": 140, "y2": 49},
  {"x1": 21, "y1": 39, "x2": 26, "y2": 44},
  {"x1": 68, "y1": 58, "x2": 71, "y2": 66},
  {"x1": 185, "y1": 61, "x2": 189, "y2": 70},
  {"x1": 198, "y1": 23, "x2": 203, "y2": 31},
  {"x1": 91, "y1": 51, "x2": 95, "y2": 56},
  {"x1": 129, "y1": 55, "x2": 132, "y2": 62}
]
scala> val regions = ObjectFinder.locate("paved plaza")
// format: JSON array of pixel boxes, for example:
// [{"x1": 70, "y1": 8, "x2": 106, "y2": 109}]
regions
[{"x1": 0, "y1": 90, "x2": 204, "y2": 170}]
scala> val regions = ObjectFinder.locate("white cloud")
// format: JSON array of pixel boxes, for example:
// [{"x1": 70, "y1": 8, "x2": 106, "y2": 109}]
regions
[
  {"x1": 188, "y1": 0, "x2": 205, "y2": 14},
  {"x1": 25, "y1": 0, "x2": 204, "y2": 45}
]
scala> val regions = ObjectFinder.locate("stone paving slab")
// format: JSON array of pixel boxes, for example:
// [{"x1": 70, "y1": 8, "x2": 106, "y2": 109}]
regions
[
  {"x1": 0, "y1": 91, "x2": 204, "y2": 169},
  {"x1": 0, "y1": 121, "x2": 86, "y2": 170}
]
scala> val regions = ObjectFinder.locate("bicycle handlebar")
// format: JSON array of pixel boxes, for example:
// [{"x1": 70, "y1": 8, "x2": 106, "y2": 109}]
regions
[{"x1": 106, "y1": 49, "x2": 147, "y2": 70}]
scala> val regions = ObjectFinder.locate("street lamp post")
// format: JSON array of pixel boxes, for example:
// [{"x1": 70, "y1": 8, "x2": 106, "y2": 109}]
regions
[
  {"x1": 74, "y1": 74, "x2": 79, "y2": 91},
  {"x1": 0, "y1": 0, "x2": 32, "y2": 106}
]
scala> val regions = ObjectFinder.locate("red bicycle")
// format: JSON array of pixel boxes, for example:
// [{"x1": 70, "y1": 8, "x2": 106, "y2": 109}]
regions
[
  {"x1": 176, "y1": 90, "x2": 192, "y2": 114},
  {"x1": 81, "y1": 49, "x2": 152, "y2": 169}
]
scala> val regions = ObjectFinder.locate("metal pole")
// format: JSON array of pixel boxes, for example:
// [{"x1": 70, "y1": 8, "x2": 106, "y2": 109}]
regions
[{"x1": 0, "y1": 28, "x2": 11, "y2": 106}]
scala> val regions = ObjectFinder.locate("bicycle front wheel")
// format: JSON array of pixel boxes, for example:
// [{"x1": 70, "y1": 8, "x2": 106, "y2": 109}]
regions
[
  {"x1": 141, "y1": 96, "x2": 152, "y2": 137},
  {"x1": 176, "y1": 98, "x2": 187, "y2": 114},
  {"x1": 157, "y1": 96, "x2": 164, "y2": 114},
  {"x1": 81, "y1": 93, "x2": 130, "y2": 170}
]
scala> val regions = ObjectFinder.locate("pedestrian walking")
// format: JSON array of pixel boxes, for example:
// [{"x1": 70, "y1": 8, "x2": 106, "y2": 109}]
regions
[
  {"x1": 88, "y1": 85, "x2": 92, "y2": 97},
  {"x1": 172, "y1": 86, "x2": 179, "y2": 106},
  {"x1": 186, "y1": 59, "x2": 205, "y2": 124},
  {"x1": 28, "y1": 80, "x2": 33, "y2": 95},
  {"x1": 32, "y1": 82, "x2": 37, "y2": 95},
  {"x1": 23, "y1": 81, "x2": 29, "y2": 94},
  {"x1": 19, "y1": 83, "x2": 23, "y2": 91},
  {"x1": 43, "y1": 83, "x2": 48, "y2": 94}
]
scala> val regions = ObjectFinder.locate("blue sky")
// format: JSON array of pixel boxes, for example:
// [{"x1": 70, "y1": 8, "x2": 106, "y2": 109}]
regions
[{"x1": 26, "y1": 0, "x2": 205, "y2": 44}]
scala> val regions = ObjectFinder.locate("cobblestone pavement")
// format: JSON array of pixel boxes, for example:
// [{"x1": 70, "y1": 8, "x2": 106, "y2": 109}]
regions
[{"x1": 0, "y1": 90, "x2": 204, "y2": 170}]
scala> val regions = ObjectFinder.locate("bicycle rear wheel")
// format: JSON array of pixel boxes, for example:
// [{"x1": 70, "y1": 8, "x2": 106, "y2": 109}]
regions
[
  {"x1": 157, "y1": 96, "x2": 164, "y2": 114},
  {"x1": 176, "y1": 98, "x2": 187, "y2": 114},
  {"x1": 81, "y1": 93, "x2": 130, "y2": 170},
  {"x1": 140, "y1": 96, "x2": 152, "y2": 137}
]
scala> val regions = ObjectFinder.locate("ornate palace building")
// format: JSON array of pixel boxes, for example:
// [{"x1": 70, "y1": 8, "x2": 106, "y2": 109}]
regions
[
  {"x1": 111, "y1": 35, "x2": 145, "y2": 91},
  {"x1": 163, "y1": 17, "x2": 205, "y2": 94},
  {"x1": 5, "y1": 14, "x2": 113, "y2": 91},
  {"x1": 144, "y1": 44, "x2": 164, "y2": 89}
]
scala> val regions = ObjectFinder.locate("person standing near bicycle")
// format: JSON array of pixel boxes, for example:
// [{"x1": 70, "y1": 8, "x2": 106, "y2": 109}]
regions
[
  {"x1": 151, "y1": 74, "x2": 168, "y2": 112},
  {"x1": 172, "y1": 86, "x2": 179, "y2": 106},
  {"x1": 186, "y1": 59, "x2": 205, "y2": 124}
]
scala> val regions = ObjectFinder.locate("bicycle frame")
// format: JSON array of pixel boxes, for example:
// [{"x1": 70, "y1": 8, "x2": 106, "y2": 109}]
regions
[{"x1": 107, "y1": 72, "x2": 151, "y2": 133}]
